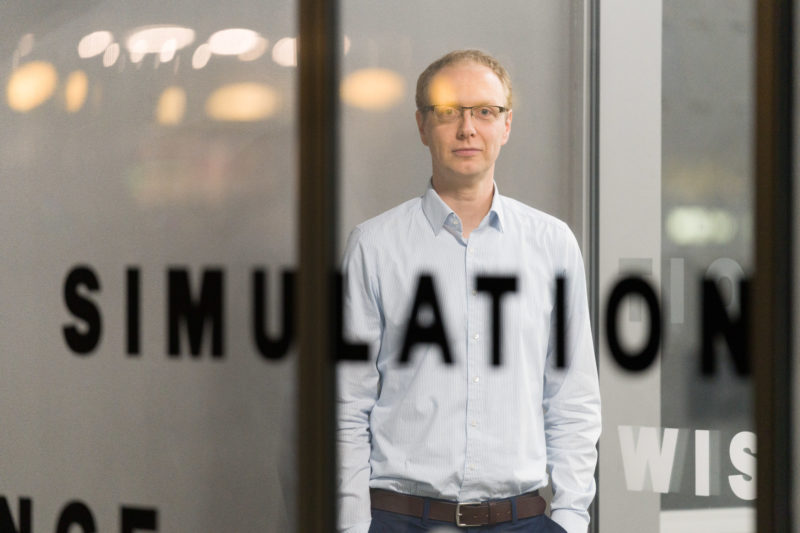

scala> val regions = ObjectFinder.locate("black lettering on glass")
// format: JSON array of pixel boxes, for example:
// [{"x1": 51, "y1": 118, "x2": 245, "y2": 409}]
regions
[
  {"x1": 605, "y1": 276, "x2": 661, "y2": 372},
  {"x1": 127, "y1": 267, "x2": 140, "y2": 356},
  {"x1": 253, "y1": 269, "x2": 295, "y2": 360},
  {"x1": 334, "y1": 272, "x2": 369, "y2": 361},
  {"x1": 121, "y1": 506, "x2": 158, "y2": 533},
  {"x1": 399, "y1": 274, "x2": 453, "y2": 364},
  {"x1": 555, "y1": 275, "x2": 566, "y2": 368},
  {"x1": 701, "y1": 278, "x2": 750, "y2": 376},
  {"x1": 475, "y1": 275, "x2": 517, "y2": 366},
  {"x1": 167, "y1": 268, "x2": 224, "y2": 358},
  {"x1": 55, "y1": 501, "x2": 96, "y2": 533},
  {"x1": 0, "y1": 496, "x2": 31, "y2": 533},
  {"x1": 63, "y1": 265, "x2": 102, "y2": 355}
]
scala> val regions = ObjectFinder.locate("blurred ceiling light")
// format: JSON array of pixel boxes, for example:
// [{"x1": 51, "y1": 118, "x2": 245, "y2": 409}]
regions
[
  {"x1": 192, "y1": 43, "x2": 211, "y2": 69},
  {"x1": 205, "y1": 82, "x2": 279, "y2": 122},
  {"x1": 156, "y1": 86, "x2": 187, "y2": 125},
  {"x1": 666, "y1": 206, "x2": 738, "y2": 246},
  {"x1": 208, "y1": 28, "x2": 261, "y2": 56},
  {"x1": 103, "y1": 42, "x2": 120, "y2": 67},
  {"x1": 126, "y1": 25, "x2": 195, "y2": 62},
  {"x1": 18, "y1": 33, "x2": 35, "y2": 57},
  {"x1": 341, "y1": 68, "x2": 405, "y2": 111},
  {"x1": 238, "y1": 36, "x2": 268, "y2": 61},
  {"x1": 65, "y1": 70, "x2": 89, "y2": 112},
  {"x1": 78, "y1": 31, "x2": 113, "y2": 58},
  {"x1": 271, "y1": 37, "x2": 296, "y2": 67},
  {"x1": 7, "y1": 61, "x2": 58, "y2": 112},
  {"x1": 343, "y1": 35, "x2": 351, "y2": 55}
]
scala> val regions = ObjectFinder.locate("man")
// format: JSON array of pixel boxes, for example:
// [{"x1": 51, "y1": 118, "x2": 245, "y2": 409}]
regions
[{"x1": 338, "y1": 50, "x2": 601, "y2": 533}]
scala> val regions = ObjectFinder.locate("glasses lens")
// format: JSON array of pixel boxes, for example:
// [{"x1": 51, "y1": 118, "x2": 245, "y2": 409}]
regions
[
  {"x1": 474, "y1": 106, "x2": 500, "y2": 120},
  {"x1": 433, "y1": 105, "x2": 460, "y2": 121}
]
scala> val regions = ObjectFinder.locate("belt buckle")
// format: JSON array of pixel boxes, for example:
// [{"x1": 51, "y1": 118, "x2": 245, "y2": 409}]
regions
[{"x1": 455, "y1": 501, "x2": 484, "y2": 527}]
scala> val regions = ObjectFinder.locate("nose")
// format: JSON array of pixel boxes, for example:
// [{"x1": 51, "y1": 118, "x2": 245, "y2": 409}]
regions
[{"x1": 456, "y1": 108, "x2": 477, "y2": 138}]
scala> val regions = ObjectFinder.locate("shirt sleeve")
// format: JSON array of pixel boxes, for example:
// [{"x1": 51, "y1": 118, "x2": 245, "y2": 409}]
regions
[
  {"x1": 542, "y1": 227, "x2": 602, "y2": 533},
  {"x1": 337, "y1": 227, "x2": 383, "y2": 532}
]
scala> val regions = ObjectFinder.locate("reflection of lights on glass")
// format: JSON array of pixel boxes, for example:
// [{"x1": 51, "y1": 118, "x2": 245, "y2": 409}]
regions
[
  {"x1": 238, "y1": 37, "x2": 268, "y2": 61},
  {"x1": 160, "y1": 38, "x2": 177, "y2": 62},
  {"x1": 208, "y1": 28, "x2": 262, "y2": 56},
  {"x1": 18, "y1": 34, "x2": 35, "y2": 57},
  {"x1": 7, "y1": 61, "x2": 58, "y2": 112},
  {"x1": 666, "y1": 207, "x2": 738, "y2": 246},
  {"x1": 103, "y1": 43, "x2": 120, "y2": 67},
  {"x1": 65, "y1": 70, "x2": 89, "y2": 112},
  {"x1": 130, "y1": 39, "x2": 146, "y2": 63},
  {"x1": 192, "y1": 43, "x2": 211, "y2": 69},
  {"x1": 271, "y1": 37, "x2": 296, "y2": 67},
  {"x1": 78, "y1": 31, "x2": 113, "y2": 58},
  {"x1": 343, "y1": 35, "x2": 351, "y2": 55},
  {"x1": 341, "y1": 68, "x2": 405, "y2": 111},
  {"x1": 156, "y1": 86, "x2": 187, "y2": 125},
  {"x1": 205, "y1": 83, "x2": 279, "y2": 122},
  {"x1": 126, "y1": 25, "x2": 195, "y2": 62}
]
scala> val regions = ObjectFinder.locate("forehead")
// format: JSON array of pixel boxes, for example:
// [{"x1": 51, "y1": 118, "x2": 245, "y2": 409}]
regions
[{"x1": 428, "y1": 61, "x2": 506, "y2": 105}]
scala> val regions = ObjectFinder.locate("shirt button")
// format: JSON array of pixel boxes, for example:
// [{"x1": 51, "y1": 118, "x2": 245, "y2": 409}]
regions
[
  {"x1": 472, "y1": 333, "x2": 479, "y2": 341},
  {"x1": 471, "y1": 289, "x2": 477, "y2": 296},
  {"x1": 471, "y1": 421, "x2": 477, "y2": 427},
  {"x1": 473, "y1": 376, "x2": 480, "y2": 383},
  {"x1": 468, "y1": 248, "x2": 475, "y2": 254}
]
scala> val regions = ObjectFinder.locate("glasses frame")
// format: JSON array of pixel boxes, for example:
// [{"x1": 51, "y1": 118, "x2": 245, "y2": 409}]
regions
[{"x1": 422, "y1": 104, "x2": 510, "y2": 122}]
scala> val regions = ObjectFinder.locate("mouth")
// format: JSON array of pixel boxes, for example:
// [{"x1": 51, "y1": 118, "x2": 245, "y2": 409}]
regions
[{"x1": 452, "y1": 148, "x2": 481, "y2": 156}]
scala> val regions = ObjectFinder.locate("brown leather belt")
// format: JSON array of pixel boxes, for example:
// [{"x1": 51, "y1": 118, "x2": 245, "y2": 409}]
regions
[{"x1": 370, "y1": 488, "x2": 546, "y2": 527}]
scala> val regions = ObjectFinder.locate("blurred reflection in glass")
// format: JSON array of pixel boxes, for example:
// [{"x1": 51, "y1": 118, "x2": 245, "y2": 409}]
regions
[{"x1": 6, "y1": 60, "x2": 58, "y2": 112}]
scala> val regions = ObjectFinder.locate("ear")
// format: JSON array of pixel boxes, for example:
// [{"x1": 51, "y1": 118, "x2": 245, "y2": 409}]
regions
[
  {"x1": 415, "y1": 109, "x2": 429, "y2": 147},
  {"x1": 500, "y1": 109, "x2": 512, "y2": 145}
]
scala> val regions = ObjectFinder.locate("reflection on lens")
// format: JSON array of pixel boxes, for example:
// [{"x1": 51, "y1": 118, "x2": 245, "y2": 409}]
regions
[
  {"x1": 341, "y1": 68, "x2": 405, "y2": 111},
  {"x1": 205, "y1": 83, "x2": 279, "y2": 122},
  {"x1": 7, "y1": 61, "x2": 58, "y2": 112},
  {"x1": 157, "y1": 86, "x2": 187, "y2": 125},
  {"x1": 65, "y1": 70, "x2": 89, "y2": 112}
]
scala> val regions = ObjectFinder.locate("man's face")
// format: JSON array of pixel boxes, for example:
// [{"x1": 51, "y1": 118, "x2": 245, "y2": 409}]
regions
[{"x1": 415, "y1": 61, "x2": 512, "y2": 185}]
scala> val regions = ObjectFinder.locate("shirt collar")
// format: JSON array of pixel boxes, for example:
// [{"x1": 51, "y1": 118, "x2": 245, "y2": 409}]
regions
[{"x1": 421, "y1": 180, "x2": 505, "y2": 235}]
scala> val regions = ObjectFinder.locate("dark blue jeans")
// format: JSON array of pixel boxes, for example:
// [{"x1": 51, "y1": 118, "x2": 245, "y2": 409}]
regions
[{"x1": 368, "y1": 508, "x2": 568, "y2": 532}]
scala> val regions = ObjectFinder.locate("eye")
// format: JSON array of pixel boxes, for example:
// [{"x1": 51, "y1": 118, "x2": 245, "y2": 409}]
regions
[{"x1": 476, "y1": 106, "x2": 496, "y2": 118}]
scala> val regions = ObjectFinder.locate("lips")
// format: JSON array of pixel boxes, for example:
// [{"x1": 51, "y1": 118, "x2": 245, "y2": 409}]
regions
[{"x1": 453, "y1": 148, "x2": 481, "y2": 156}]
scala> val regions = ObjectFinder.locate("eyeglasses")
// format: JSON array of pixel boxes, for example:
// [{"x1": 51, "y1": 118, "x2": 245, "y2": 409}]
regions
[{"x1": 422, "y1": 104, "x2": 509, "y2": 123}]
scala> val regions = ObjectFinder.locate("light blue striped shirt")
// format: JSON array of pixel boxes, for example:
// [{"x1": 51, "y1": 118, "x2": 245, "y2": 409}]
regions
[{"x1": 337, "y1": 183, "x2": 601, "y2": 533}]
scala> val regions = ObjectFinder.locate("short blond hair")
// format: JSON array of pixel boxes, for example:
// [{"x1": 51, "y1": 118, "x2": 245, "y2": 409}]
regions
[{"x1": 415, "y1": 49, "x2": 512, "y2": 110}]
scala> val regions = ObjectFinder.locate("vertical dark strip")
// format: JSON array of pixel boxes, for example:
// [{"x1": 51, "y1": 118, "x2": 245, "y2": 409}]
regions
[
  {"x1": 298, "y1": 0, "x2": 339, "y2": 529},
  {"x1": 126, "y1": 268, "x2": 140, "y2": 355},
  {"x1": 588, "y1": 0, "x2": 601, "y2": 531},
  {"x1": 755, "y1": 1, "x2": 793, "y2": 532}
]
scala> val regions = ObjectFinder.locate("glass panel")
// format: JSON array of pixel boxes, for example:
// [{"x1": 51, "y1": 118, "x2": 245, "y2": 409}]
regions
[
  {"x1": 337, "y1": 1, "x2": 594, "y2": 531},
  {"x1": 598, "y1": 1, "x2": 755, "y2": 532},
  {"x1": 0, "y1": 2, "x2": 296, "y2": 530}
]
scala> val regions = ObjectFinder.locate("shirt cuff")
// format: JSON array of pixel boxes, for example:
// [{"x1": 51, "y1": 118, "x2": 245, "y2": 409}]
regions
[
  {"x1": 340, "y1": 520, "x2": 371, "y2": 533},
  {"x1": 550, "y1": 509, "x2": 589, "y2": 533}
]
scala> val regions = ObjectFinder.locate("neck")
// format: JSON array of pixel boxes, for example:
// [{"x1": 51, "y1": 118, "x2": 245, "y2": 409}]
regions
[{"x1": 432, "y1": 174, "x2": 494, "y2": 238}]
